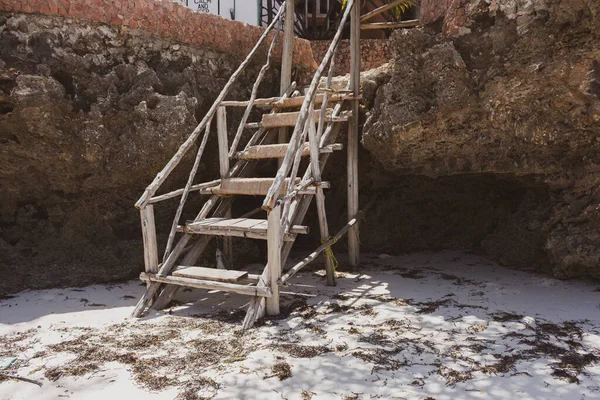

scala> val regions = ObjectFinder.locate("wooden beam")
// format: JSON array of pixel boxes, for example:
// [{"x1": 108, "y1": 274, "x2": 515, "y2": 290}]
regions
[
  {"x1": 216, "y1": 106, "x2": 233, "y2": 270},
  {"x1": 220, "y1": 93, "x2": 359, "y2": 109},
  {"x1": 147, "y1": 180, "x2": 220, "y2": 204},
  {"x1": 279, "y1": 0, "x2": 295, "y2": 168},
  {"x1": 265, "y1": 205, "x2": 282, "y2": 315},
  {"x1": 348, "y1": 0, "x2": 361, "y2": 268},
  {"x1": 173, "y1": 266, "x2": 248, "y2": 282},
  {"x1": 140, "y1": 205, "x2": 159, "y2": 283},
  {"x1": 140, "y1": 273, "x2": 272, "y2": 297},
  {"x1": 360, "y1": 20, "x2": 419, "y2": 30}
]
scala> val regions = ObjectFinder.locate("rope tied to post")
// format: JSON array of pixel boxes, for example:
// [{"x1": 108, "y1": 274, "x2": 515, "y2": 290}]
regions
[{"x1": 321, "y1": 235, "x2": 339, "y2": 271}]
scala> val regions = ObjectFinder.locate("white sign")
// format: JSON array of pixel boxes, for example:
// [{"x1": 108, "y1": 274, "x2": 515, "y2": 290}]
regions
[{"x1": 174, "y1": 0, "x2": 262, "y2": 26}]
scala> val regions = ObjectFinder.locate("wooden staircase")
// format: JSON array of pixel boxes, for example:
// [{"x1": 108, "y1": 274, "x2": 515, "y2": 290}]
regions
[{"x1": 131, "y1": 0, "x2": 362, "y2": 329}]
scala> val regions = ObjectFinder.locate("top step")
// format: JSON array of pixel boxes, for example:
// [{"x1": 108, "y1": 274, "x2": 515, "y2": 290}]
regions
[
  {"x1": 258, "y1": 109, "x2": 352, "y2": 129},
  {"x1": 220, "y1": 93, "x2": 360, "y2": 109}
]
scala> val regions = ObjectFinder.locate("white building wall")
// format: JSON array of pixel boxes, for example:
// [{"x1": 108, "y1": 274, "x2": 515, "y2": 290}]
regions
[{"x1": 174, "y1": 0, "x2": 262, "y2": 26}]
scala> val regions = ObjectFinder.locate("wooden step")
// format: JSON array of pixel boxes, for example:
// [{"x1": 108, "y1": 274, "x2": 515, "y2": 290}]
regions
[
  {"x1": 234, "y1": 143, "x2": 343, "y2": 160},
  {"x1": 173, "y1": 266, "x2": 248, "y2": 282},
  {"x1": 220, "y1": 93, "x2": 359, "y2": 109},
  {"x1": 139, "y1": 272, "x2": 271, "y2": 297},
  {"x1": 199, "y1": 178, "x2": 330, "y2": 196},
  {"x1": 255, "y1": 110, "x2": 352, "y2": 129},
  {"x1": 184, "y1": 218, "x2": 309, "y2": 241}
]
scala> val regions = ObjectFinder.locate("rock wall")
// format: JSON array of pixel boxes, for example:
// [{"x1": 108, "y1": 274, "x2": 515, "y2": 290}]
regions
[
  {"x1": 361, "y1": 0, "x2": 600, "y2": 279},
  {"x1": 0, "y1": 0, "x2": 316, "y2": 70},
  {"x1": 311, "y1": 39, "x2": 392, "y2": 76},
  {"x1": 0, "y1": 7, "x2": 314, "y2": 295}
]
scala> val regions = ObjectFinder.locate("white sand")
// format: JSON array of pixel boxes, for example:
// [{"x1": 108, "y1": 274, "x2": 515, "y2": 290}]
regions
[{"x1": 1, "y1": 251, "x2": 599, "y2": 399}]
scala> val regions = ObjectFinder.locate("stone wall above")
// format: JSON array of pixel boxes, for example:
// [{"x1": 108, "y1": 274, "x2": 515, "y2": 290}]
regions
[{"x1": 0, "y1": 0, "x2": 317, "y2": 71}]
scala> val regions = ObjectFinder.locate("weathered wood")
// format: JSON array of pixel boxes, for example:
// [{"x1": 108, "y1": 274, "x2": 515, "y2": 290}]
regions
[
  {"x1": 200, "y1": 178, "x2": 330, "y2": 196},
  {"x1": 360, "y1": 0, "x2": 419, "y2": 22},
  {"x1": 262, "y1": 0, "x2": 356, "y2": 211},
  {"x1": 229, "y1": 29, "x2": 280, "y2": 157},
  {"x1": 234, "y1": 143, "x2": 342, "y2": 160},
  {"x1": 220, "y1": 93, "x2": 358, "y2": 108},
  {"x1": 140, "y1": 273, "x2": 272, "y2": 297},
  {"x1": 163, "y1": 117, "x2": 213, "y2": 262},
  {"x1": 266, "y1": 205, "x2": 282, "y2": 315},
  {"x1": 260, "y1": 109, "x2": 349, "y2": 129},
  {"x1": 184, "y1": 218, "x2": 308, "y2": 239},
  {"x1": 279, "y1": 218, "x2": 358, "y2": 284},
  {"x1": 147, "y1": 180, "x2": 220, "y2": 204},
  {"x1": 360, "y1": 20, "x2": 419, "y2": 30},
  {"x1": 217, "y1": 107, "x2": 233, "y2": 269},
  {"x1": 140, "y1": 205, "x2": 159, "y2": 280},
  {"x1": 278, "y1": 0, "x2": 295, "y2": 169},
  {"x1": 131, "y1": 234, "x2": 191, "y2": 317},
  {"x1": 173, "y1": 266, "x2": 248, "y2": 282},
  {"x1": 348, "y1": 0, "x2": 361, "y2": 267},
  {"x1": 134, "y1": 6, "x2": 285, "y2": 210},
  {"x1": 308, "y1": 118, "x2": 336, "y2": 286}
]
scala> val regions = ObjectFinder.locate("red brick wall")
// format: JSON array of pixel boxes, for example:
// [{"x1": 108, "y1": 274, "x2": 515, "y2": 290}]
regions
[
  {"x1": 0, "y1": 0, "x2": 317, "y2": 71},
  {"x1": 311, "y1": 39, "x2": 392, "y2": 75}
]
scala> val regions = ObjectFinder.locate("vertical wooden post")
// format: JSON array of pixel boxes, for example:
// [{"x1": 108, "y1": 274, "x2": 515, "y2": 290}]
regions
[
  {"x1": 266, "y1": 204, "x2": 282, "y2": 315},
  {"x1": 140, "y1": 205, "x2": 159, "y2": 286},
  {"x1": 217, "y1": 106, "x2": 233, "y2": 268},
  {"x1": 278, "y1": 0, "x2": 295, "y2": 168},
  {"x1": 348, "y1": 0, "x2": 360, "y2": 267},
  {"x1": 308, "y1": 119, "x2": 336, "y2": 286}
]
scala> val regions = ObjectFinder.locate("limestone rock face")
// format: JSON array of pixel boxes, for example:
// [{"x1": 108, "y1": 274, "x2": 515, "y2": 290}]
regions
[
  {"x1": 0, "y1": 13, "x2": 277, "y2": 293},
  {"x1": 362, "y1": 0, "x2": 600, "y2": 279}
]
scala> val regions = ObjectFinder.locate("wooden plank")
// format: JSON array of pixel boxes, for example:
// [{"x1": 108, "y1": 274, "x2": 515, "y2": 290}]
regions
[
  {"x1": 360, "y1": 0, "x2": 419, "y2": 22},
  {"x1": 135, "y1": 7, "x2": 286, "y2": 209},
  {"x1": 360, "y1": 20, "x2": 419, "y2": 30},
  {"x1": 200, "y1": 178, "x2": 330, "y2": 196},
  {"x1": 184, "y1": 219, "x2": 308, "y2": 240},
  {"x1": 234, "y1": 143, "x2": 343, "y2": 160},
  {"x1": 221, "y1": 93, "x2": 358, "y2": 108},
  {"x1": 261, "y1": 110, "x2": 342, "y2": 128},
  {"x1": 140, "y1": 273, "x2": 271, "y2": 297},
  {"x1": 173, "y1": 266, "x2": 248, "y2": 282},
  {"x1": 131, "y1": 234, "x2": 191, "y2": 317},
  {"x1": 265, "y1": 205, "x2": 281, "y2": 315},
  {"x1": 348, "y1": 0, "x2": 361, "y2": 268},
  {"x1": 140, "y1": 205, "x2": 159, "y2": 279}
]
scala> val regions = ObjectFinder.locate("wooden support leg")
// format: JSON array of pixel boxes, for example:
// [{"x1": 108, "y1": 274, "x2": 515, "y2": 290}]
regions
[
  {"x1": 131, "y1": 234, "x2": 191, "y2": 317},
  {"x1": 315, "y1": 188, "x2": 336, "y2": 286},
  {"x1": 348, "y1": 0, "x2": 361, "y2": 267},
  {"x1": 265, "y1": 204, "x2": 282, "y2": 316},
  {"x1": 151, "y1": 236, "x2": 213, "y2": 310},
  {"x1": 140, "y1": 205, "x2": 159, "y2": 287},
  {"x1": 217, "y1": 106, "x2": 233, "y2": 269}
]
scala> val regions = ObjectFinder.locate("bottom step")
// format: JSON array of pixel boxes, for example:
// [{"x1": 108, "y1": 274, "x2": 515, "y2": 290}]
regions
[{"x1": 139, "y1": 273, "x2": 271, "y2": 297}]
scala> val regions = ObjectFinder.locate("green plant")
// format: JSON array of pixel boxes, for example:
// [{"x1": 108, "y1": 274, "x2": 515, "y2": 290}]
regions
[{"x1": 342, "y1": 0, "x2": 415, "y2": 20}]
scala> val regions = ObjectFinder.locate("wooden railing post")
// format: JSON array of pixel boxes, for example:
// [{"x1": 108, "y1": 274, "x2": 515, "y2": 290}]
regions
[
  {"x1": 266, "y1": 204, "x2": 282, "y2": 315},
  {"x1": 140, "y1": 205, "x2": 159, "y2": 285},
  {"x1": 217, "y1": 106, "x2": 233, "y2": 269},
  {"x1": 348, "y1": 0, "x2": 360, "y2": 267}
]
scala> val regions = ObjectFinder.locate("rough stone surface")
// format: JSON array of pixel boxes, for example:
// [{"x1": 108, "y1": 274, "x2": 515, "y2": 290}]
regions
[
  {"x1": 362, "y1": 0, "x2": 600, "y2": 279},
  {"x1": 0, "y1": 12, "x2": 282, "y2": 294},
  {"x1": 311, "y1": 39, "x2": 392, "y2": 76}
]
